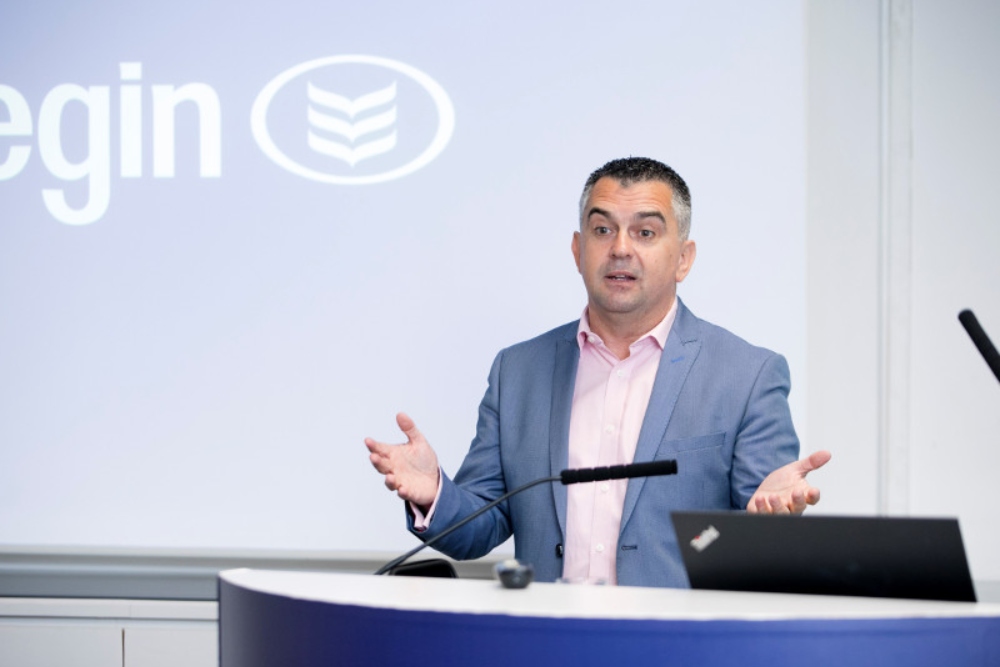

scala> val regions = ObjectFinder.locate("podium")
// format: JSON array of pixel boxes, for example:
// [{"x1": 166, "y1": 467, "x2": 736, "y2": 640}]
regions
[{"x1": 219, "y1": 569, "x2": 1000, "y2": 667}]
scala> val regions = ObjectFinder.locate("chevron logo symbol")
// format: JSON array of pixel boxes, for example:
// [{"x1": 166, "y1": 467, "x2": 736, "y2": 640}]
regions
[{"x1": 306, "y1": 81, "x2": 398, "y2": 167}]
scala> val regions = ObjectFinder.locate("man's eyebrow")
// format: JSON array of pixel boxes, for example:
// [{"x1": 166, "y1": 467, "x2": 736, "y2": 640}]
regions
[
  {"x1": 584, "y1": 208, "x2": 667, "y2": 224},
  {"x1": 585, "y1": 206, "x2": 611, "y2": 220},
  {"x1": 636, "y1": 210, "x2": 667, "y2": 224}
]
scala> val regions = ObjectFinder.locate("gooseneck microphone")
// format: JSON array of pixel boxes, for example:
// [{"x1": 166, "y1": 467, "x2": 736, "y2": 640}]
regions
[
  {"x1": 560, "y1": 459, "x2": 678, "y2": 485},
  {"x1": 958, "y1": 309, "x2": 1000, "y2": 385},
  {"x1": 374, "y1": 459, "x2": 678, "y2": 576}
]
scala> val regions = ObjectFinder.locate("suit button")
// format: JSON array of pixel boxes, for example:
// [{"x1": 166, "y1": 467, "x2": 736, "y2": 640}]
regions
[{"x1": 555, "y1": 544, "x2": 564, "y2": 558}]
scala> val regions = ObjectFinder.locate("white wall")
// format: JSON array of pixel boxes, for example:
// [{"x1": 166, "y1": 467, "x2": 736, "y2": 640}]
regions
[
  {"x1": 908, "y1": 0, "x2": 1000, "y2": 582},
  {"x1": 806, "y1": 0, "x2": 883, "y2": 518},
  {"x1": 806, "y1": 0, "x2": 1000, "y2": 583}
]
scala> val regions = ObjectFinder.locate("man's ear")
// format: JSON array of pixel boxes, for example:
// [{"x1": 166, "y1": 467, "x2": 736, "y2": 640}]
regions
[
  {"x1": 571, "y1": 231, "x2": 582, "y2": 273},
  {"x1": 675, "y1": 239, "x2": 696, "y2": 283}
]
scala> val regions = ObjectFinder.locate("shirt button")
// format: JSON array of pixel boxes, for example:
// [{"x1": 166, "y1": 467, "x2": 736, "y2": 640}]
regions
[
  {"x1": 604, "y1": 424, "x2": 615, "y2": 434},
  {"x1": 599, "y1": 483, "x2": 609, "y2": 493},
  {"x1": 595, "y1": 543, "x2": 605, "y2": 553},
  {"x1": 616, "y1": 369, "x2": 625, "y2": 378}
]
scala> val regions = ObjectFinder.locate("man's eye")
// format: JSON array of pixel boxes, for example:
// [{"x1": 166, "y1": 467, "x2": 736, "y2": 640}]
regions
[
  {"x1": 594, "y1": 226, "x2": 611, "y2": 235},
  {"x1": 638, "y1": 229, "x2": 655, "y2": 238}
]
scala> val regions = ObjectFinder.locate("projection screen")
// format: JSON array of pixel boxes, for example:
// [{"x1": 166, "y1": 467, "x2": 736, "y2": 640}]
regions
[{"x1": 0, "y1": 0, "x2": 806, "y2": 555}]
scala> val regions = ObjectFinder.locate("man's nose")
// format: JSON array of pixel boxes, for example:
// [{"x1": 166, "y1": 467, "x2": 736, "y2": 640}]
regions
[{"x1": 611, "y1": 231, "x2": 633, "y2": 257}]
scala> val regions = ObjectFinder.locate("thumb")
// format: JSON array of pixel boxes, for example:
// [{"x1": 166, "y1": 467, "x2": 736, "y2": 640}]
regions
[
  {"x1": 395, "y1": 412, "x2": 425, "y2": 445},
  {"x1": 800, "y1": 450, "x2": 832, "y2": 475}
]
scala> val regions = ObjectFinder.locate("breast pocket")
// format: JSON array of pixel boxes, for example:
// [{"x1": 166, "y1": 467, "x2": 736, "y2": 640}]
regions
[
  {"x1": 663, "y1": 432, "x2": 726, "y2": 453},
  {"x1": 656, "y1": 432, "x2": 729, "y2": 507}
]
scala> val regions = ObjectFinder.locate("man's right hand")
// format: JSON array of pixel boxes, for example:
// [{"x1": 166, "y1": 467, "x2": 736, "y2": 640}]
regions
[{"x1": 365, "y1": 412, "x2": 441, "y2": 509}]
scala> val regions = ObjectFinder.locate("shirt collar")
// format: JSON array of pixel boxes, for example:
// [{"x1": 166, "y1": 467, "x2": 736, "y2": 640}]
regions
[{"x1": 576, "y1": 299, "x2": 678, "y2": 352}]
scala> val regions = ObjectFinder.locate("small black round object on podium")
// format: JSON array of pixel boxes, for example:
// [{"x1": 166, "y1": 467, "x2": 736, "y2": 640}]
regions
[{"x1": 494, "y1": 559, "x2": 534, "y2": 589}]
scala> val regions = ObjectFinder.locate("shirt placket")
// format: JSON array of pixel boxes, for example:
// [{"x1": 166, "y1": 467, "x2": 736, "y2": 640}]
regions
[{"x1": 589, "y1": 355, "x2": 633, "y2": 583}]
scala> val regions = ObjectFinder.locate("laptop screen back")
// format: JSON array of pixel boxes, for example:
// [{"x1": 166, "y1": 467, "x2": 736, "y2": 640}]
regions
[{"x1": 671, "y1": 512, "x2": 977, "y2": 602}]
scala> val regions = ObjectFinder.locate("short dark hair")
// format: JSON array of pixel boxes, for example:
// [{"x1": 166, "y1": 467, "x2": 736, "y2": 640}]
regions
[{"x1": 579, "y1": 157, "x2": 692, "y2": 240}]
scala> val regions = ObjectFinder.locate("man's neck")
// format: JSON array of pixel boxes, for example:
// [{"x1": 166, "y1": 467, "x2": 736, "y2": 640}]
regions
[{"x1": 586, "y1": 302, "x2": 675, "y2": 360}]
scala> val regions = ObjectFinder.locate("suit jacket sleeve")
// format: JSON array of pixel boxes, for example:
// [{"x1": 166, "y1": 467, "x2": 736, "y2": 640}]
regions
[
  {"x1": 405, "y1": 351, "x2": 514, "y2": 560},
  {"x1": 729, "y1": 351, "x2": 799, "y2": 509}
]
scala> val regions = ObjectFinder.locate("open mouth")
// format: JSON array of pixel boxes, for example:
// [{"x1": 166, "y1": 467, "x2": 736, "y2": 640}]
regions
[{"x1": 606, "y1": 271, "x2": 636, "y2": 282}]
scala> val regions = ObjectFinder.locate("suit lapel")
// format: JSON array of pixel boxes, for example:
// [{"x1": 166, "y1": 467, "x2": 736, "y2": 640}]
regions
[
  {"x1": 548, "y1": 333, "x2": 580, "y2": 540},
  {"x1": 620, "y1": 300, "x2": 701, "y2": 531}
]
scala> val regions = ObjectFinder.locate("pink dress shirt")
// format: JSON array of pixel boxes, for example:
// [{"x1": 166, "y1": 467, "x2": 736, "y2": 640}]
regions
[{"x1": 562, "y1": 303, "x2": 676, "y2": 584}]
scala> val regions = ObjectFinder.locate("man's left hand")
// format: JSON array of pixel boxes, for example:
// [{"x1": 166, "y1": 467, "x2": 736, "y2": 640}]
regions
[{"x1": 746, "y1": 450, "x2": 832, "y2": 515}]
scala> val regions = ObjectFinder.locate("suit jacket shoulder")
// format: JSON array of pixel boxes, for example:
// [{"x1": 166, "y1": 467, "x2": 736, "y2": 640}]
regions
[{"x1": 672, "y1": 299, "x2": 783, "y2": 369}]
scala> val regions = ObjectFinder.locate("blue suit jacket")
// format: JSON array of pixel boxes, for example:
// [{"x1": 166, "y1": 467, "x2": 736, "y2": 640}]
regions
[{"x1": 411, "y1": 299, "x2": 799, "y2": 587}]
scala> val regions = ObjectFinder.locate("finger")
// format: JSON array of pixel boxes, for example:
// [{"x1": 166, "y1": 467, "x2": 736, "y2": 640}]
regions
[
  {"x1": 369, "y1": 452, "x2": 392, "y2": 474},
  {"x1": 757, "y1": 495, "x2": 771, "y2": 513},
  {"x1": 365, "y1": 437, "x2": 387, "y2": 455},
  {"x1": 395, "y1": 412, "x2": 425, "y2": 445},
  {"x1": 788, "y1": 488, "x2": 808, "y2": 514},
  {"x1": 365, "y1": 439, "x2": 395, "y2": 469},
  {"x1": 768, "y1": 494, "x2": 790, "y2": 515},
  {"x1": 383, "y1": 474, "x2": 399, "y2": 492},
  {"x1": 805, "y1": 487, "x2": 821, "y2": 506}
]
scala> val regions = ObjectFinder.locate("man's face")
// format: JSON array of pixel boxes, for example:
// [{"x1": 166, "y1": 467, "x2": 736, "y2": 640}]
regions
[{"x1": 572, "y1": 177, "x2": 696, "y2": 334}]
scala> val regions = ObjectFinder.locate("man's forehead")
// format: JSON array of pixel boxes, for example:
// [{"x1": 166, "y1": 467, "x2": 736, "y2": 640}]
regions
[{"x1": 585, "y1": 178, "x2": 675, "y2": 217}]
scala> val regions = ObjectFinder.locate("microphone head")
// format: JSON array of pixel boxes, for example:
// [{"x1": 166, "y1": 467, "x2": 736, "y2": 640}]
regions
[
  {"x1": 959, "y1": 309, "x2": 978, "y2": 331},
  {"x1": 957, "y1": 308, "x2": 1000, "y2": 385}
]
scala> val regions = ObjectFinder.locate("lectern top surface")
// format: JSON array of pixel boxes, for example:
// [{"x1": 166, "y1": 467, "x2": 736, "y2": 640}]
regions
[{"x1": 219, "y1": 569, "x2": 1000, "y2": 622}]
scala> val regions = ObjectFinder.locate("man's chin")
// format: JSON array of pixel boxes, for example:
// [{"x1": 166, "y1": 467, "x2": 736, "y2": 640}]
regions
[{"x1": 589, "y1": 296, "x2": 643, "y2": 317}]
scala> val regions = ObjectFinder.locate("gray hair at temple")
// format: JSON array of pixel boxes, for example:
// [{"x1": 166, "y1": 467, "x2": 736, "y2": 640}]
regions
[{"x1": 578, "y1": 157, "x2": 692, "y2": 241}]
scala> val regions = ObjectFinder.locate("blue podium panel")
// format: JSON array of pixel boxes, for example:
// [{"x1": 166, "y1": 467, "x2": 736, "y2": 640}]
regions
[{"x1": 219, "y1": 570, "x2": 1000, "y2": 667}]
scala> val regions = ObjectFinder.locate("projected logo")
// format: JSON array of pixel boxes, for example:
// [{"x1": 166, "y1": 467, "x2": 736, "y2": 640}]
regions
[{"x1": 252, "y1": 55, "x2": 455, "y2": 184}]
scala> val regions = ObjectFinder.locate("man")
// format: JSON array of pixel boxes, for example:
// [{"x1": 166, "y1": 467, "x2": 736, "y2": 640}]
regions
[{"x1": 366, "y1": 157, "x2": 830, "y2": 587}]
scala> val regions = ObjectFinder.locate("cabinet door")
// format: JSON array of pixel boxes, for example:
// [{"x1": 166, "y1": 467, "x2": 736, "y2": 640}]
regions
[
  {"x1": 0, "y1": 620, "x2": 122, "y2": 667},
  {"x1": 124, "y1": 622, "x2": 218, "y2": 667}
]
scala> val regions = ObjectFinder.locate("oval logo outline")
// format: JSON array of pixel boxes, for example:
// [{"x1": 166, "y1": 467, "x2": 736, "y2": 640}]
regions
[{"x1": 251, "y1": 55, "x2": 455, "y2": 185}]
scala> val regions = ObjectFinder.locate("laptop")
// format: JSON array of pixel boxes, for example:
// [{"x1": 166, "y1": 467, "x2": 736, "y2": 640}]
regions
[{"x1": 671, "y1": 511, "x2": 977, "y2": 602}]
